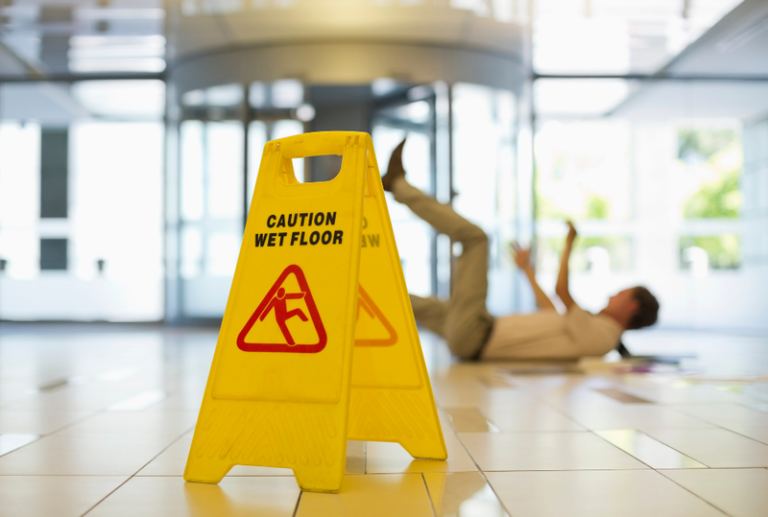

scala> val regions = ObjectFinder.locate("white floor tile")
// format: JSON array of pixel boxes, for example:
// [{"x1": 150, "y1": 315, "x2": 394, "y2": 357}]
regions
[
  {"x1": 672, "y1": 404, "x2": 768, "y2": 428},
  {"x1": 662, "y1": 468, "x2": 768, "y2": 517},
  {"x1": 0, "y1": 433, "x2": 39, "y2": 457},
  {"x1": 0, "y1": 433, "x2": 178, "y2": 475},
  {"x1": 646, "y1": 428, "x2": 768, "y2": 467},
  {"x1": 728, "y1": 427, "x2": 768, "y2": 444},
  {"x1": 87, "y1": 476, "x2": 300, "y2": 517},
  {"x1": 2, "y1": 326, "x2": 767, "y2": 515},
  {"x1": 615, "y1": 379, "x2": 747, "y2": 405},
  {"x1": 595, "y1": 429, "x2": 707, "y2": 468},
  {"x1": 0, "y1": 410, "x2": 93, "y2": 435},
  {"x1": 424, "y1": 471, "x2": 509, "y2": 517},
  {"x1": 459, "y1": 431, "x2": 648, "y2": 471},
  {"x1": 565, "y1": 405, "x2": 716, "y2": 432},
  {"x1": 0, "y1": 476, "x2": 127, "y2": 517},
  {"x1": 3, "y1": 385, "x2": 156, "y2": 412},
  {"x1": 480, "y1": 403, "x2": 585, "y2": 432},
  {"x1": 296, "y1": 474, "x2": 434, "y2": 517},
  {"x1": 53, "y1": 410, "x2": 198, "y2": 437},
  {"x1": 443, "y1": 407, "x2": 501, "y2": 433},
  {"x1": 486, "y1": 470, "x2": 726, "y2": 517},
  {"x1": 741, "y1": 400, "x2": 768, "y2": 413}
]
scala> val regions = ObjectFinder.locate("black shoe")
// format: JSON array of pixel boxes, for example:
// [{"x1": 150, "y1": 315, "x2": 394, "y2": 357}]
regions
[{"x1": 382, "y1": 138, "x2": 407, "y2": 192}]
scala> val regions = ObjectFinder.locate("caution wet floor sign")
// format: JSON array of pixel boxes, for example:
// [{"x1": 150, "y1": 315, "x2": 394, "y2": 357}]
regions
[{"x1": 184, "y1": 132, "x2": 446, "y2": 493}]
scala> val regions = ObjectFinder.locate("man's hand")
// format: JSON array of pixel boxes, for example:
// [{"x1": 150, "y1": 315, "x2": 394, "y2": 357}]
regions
[
  {"x1": 566, "y1": 220, "x2": 578, "y2": 244},
  {"x1": 510, "y1": 242, "x2": 532, "y2": 270},
  {"x1": 511, "y1": 242, "x2": 556, "y2": 310}
]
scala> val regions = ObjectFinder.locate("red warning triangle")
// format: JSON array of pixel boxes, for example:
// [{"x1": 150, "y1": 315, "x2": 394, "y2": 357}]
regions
[
  {"x1": 237, "y1": 265, "x2": 327, "y2": 353},
  {"x1": 354, "y1": 285, "x2": 398, "y2": 347}
]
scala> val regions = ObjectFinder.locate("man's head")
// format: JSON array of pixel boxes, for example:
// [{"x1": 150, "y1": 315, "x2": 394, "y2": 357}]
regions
[{"x1": 602, "y1": 286, "x2": 659, "y2": 330}]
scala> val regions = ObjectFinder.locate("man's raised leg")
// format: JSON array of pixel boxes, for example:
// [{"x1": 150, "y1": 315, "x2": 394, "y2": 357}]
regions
[
  {"x1": 385, "y1": 140, "x2": 493, "y2": 360},
  {"x1": 409, "y1": 294, "x2": 448, "y2": 338}
]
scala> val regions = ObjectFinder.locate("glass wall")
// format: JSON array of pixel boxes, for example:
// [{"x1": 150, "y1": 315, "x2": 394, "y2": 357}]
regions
[
  {"x1": 451, "y1": 83, "x2": 521, "y2": 315},
  {"x1": 0, "y1": 81, "x2": 165, "y2": 321},
  {"x1": 373, "y1": 93, "x2": 435, "y2": 299},
  {"x1": 170, "y1": 80, "x2": 527, "y2": 321}
]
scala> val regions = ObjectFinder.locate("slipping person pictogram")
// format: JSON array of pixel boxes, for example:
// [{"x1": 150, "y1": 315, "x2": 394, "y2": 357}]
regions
[
  {"x1": 261, "y1": 287, "x2": 308, "y2": 346},
  {"x1": 354, "y1": 285, "x2": 398, "y2": 346},
  {"x1": 237, "y1": 264, "x2": 327, "y2": 353}
]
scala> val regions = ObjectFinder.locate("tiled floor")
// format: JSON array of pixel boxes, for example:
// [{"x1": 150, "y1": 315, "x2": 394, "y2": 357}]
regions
[{"x1": 1, "y1": 325, "x2": 767, "y2": 516}]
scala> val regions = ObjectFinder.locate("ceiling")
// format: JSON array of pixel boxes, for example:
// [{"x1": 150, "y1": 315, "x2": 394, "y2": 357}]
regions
[
  {"x1": 0, "y1": 0, "x2": 165, "y2": 76},
  {"x1": 605, "y1": 0, "x2": 768, "y2": 122},
  {"x1": 661, "y1": 0, "x2": 768, "y2": 77},
  {"x1": 0, "y1": 0, "x2": 766, "y2": 122},
  {"x1": 169, "y1": 2, "x2": 526, "y2": 59},
  {"x1": 611, "y1": 81, "x2": 768, "y2": 122},
  {"x1": 0, "y1": 0, "x2": 751, "y2": 77}
]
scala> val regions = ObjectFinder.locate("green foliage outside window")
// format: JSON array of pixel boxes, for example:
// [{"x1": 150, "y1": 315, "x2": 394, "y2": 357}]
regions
[
  {"x1": 683, "y1": 167, "x2": 741, "y2": 219},
  {"x1": 585, "y1": 194, "x2": 610, "y2": 219},
  {"x1": 680, "y1": 234, "x2": 740, "y2": 270},
  {"x1": 679, "y1": 128, "x2": 742, "y2": 219},
  {"x1": 678, "y1": 128, "x2": 739, "y2": 164},
  {"x1": 678, "y1": 127, "x2": 742, "y2": 270}
]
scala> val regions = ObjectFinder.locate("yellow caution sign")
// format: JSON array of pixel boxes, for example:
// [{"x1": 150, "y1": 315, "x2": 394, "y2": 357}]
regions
[{"x1": 184, "y1": 132, "x2": 447, "y2": 493}]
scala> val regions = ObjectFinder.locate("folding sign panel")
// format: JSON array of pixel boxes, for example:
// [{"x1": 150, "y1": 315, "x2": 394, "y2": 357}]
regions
[{"x1": 184, "y1": 132, "x2": 446, "y2": 493}]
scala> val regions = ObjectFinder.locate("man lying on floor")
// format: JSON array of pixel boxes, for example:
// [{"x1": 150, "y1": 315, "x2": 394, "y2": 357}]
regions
[{"x1": 382, "y1": 139, "x2": 660, "y2": 361}]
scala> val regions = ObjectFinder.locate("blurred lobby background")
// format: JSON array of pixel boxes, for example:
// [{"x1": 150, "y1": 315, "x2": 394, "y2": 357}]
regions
[
  {"x1": 2, "y1": 2, "x2": 768, "y2": 517},
  {"x1": 1, "y1": 0, "x2": 767, "y2": 333}
]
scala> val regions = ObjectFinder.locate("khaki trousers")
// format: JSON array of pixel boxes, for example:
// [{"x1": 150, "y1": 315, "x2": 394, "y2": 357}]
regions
[{"x1": 393, "y1": 179, "x2": 494, "y2": 360}]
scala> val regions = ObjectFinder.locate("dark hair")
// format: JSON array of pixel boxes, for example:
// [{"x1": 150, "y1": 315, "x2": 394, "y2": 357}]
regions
[{"x1": 628, "y1": 286, "x2": 659, "y2": 329}]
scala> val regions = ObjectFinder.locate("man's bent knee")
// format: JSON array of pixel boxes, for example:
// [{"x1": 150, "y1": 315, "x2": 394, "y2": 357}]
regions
[
  {"x1": 446, "y1": 335, "x2": 483, "y2": 361},
  {"x1": 455, "y1": 225, "x2": 488, "y2": 248}
]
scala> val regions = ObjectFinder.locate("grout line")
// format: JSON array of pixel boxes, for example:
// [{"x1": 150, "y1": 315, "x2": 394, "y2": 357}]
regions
[
  {"x1": 656, "y1": 470, "x2": 734, "y2": 517},
  {"x1": 291, "y1": 491, "x2": 303, "y2": 517},
  {"x1": 421, "y1": 473, "x2": 438, "y2": 517},
  {"x1": 0, "y1": 434, "x2": 41, "y2": 459},
  {"x1": 515, "y1": 381, "x2": 721, "y2": 470},
  {"x1": 512, "y1": 377, "x2": 744, "y2": 516},
  {"x1": 588, "y1": 429, "x2": 673, "y2": 470},
  {"x1": 0, "y1": 382, "x2": 51, "y2": 409},
  {"x1": 79, "y1": 431, "x2": 190, "y2": 517},
  {"x1": 516, "y1": 386, "x2": 667, "y2": 470},
  {"x1": 441, "y1": 410, "x2": 513, "y2": 517},
  {"x1": 610, "y1": 429, "x2": 711, "y2": 468},
  {"x1": 0, "y1": 399, "x2": 111, "y2": 456},
  {"x1": 658, "y1": 406, "x2": 768, "y2": 447},
  {"x1": 79, "y1": 476, "x2": 135, "y2": 517},
  {"x1": 36, "y1": 409, "x2": 112, "y2": 438},
  {"x1": 637, "y1": 428, "x2": 719, "y2": 462}
]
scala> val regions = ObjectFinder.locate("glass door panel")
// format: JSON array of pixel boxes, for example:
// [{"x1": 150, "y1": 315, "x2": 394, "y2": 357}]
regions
[
  {"x1": 179, "y1": 119, "x2": 244, "y2": 317},
  {"x1": 372, "y1": 96, "x2": 436, "y2": 298},
  {"x1": 452, "y1": 83, "x2": 518, "y2": 314}
]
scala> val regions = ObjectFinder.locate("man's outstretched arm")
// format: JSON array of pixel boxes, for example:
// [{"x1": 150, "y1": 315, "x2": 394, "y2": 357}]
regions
[
  {"x1": 555, "y1": 221, "x2": 578, "y2": 310},
  {"x1": 511, "y1": 243, "x2": 556, "y2": 311}
]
